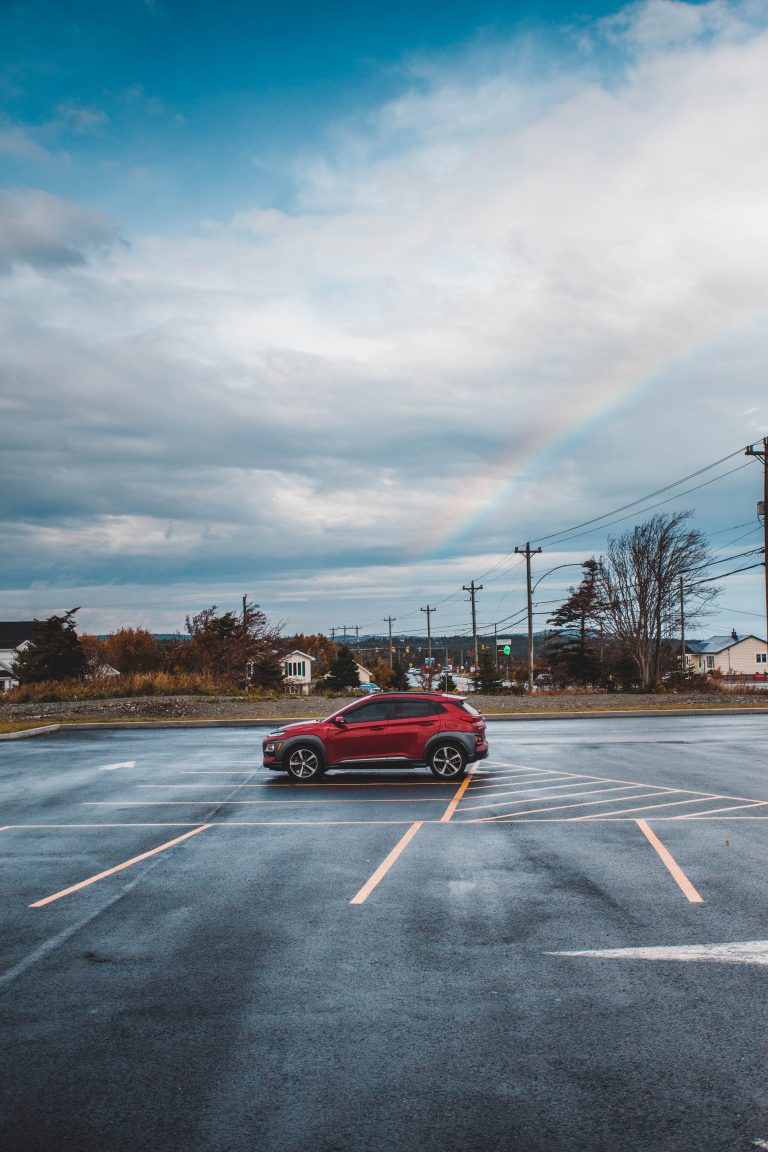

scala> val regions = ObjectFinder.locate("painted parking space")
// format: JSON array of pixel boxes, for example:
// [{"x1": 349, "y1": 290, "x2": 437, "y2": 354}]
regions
[{"x1": 5, "y1": 720, "x2": 768, "y2": 1152}]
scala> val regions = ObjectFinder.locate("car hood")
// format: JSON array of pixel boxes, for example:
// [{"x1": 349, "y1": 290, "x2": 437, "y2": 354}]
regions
[{"x1": 267, "y1": 719, "x2": 322, "y2": 737}]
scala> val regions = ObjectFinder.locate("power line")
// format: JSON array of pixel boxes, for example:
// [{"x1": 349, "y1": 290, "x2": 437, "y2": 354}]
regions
[
  {"x1": 532, "y1": 445, "x2": 750, "y2": 547},
  {"x1": 536, "y1": 461, "x2": 754, "y2": 550}
]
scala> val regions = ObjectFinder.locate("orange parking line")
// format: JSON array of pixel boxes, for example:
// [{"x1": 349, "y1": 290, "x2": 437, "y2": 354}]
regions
[
  {"x1": 29, "y1": 824, "x2": 212, "y2": 908},
  {"x1": 636, "y1": 819, "x2": 703, "y2": 903},
  {"x1": 87, "y1": 797, "x2": 447, "y2": 806},
  {"x1": 350, "y1": 821, "x2": 424, "y2": 904},
  {"x1": 440, "y1": 766, "x2": 477, "y2": 823}
]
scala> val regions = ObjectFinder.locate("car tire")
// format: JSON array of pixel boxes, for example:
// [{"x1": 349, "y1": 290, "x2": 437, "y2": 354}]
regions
[
  {"x1": 286, "y1": 745, "x2": 324, "y2": 781},
  {"x1": 428, "y1": 742, "x2": 467, "y2": 780}
]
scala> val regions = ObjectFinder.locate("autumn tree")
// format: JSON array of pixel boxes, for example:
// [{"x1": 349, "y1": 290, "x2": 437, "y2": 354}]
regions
[
  {"x1": 177, "y1": 599, "x2": 281, "y2": 684},
  {"x1": 14, "y1": 609, "x2": 89, "y2": 684},
  {"x1": 87, "y1": 627, "x2": 162, "y2": 674},
  {"x1": 594, "y1": 512, "x2": 719, "y2": 691}
]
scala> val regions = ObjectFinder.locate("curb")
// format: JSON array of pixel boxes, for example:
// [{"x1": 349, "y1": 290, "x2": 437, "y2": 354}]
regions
[
  {"x1": 0, "y1": 724, "x2": 62, "y2": 741},
  {"x1": 2, "y1": 705, "x2": 767, "y2": 740}
]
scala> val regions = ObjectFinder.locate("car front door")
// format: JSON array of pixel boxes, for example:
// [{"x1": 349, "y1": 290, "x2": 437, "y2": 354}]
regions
[
  {"x1": 324, "y1": 698, "x2": 393, "y2": 765},
  {"x1": 388, "y1": 699, "x2": 445, "y2": 762}
]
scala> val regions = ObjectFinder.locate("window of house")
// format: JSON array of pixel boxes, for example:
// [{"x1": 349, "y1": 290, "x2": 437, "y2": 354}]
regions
[
  {"x1": 757, "y1": 653, "x2": 767, "y2": 665},
  {"x1": 706, "y1": 655, "x2": 715, "y2": 669}
]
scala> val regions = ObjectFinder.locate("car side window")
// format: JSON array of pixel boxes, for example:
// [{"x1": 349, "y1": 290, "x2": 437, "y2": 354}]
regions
[
  {"x1": 343, "y1": 700, "x2": 391, "y2": 724},
  {"x1": 392, "y1": 700, "x2": 445, "y2": 719}
]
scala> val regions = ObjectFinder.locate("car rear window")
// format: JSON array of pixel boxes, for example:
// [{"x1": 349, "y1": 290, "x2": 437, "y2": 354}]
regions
[
  {"x1": 458, "y1": 701, "x2": 481, "y2": 717},
  {"x1": 392, "y1": 700, "x2": 445, "y2": 719}
]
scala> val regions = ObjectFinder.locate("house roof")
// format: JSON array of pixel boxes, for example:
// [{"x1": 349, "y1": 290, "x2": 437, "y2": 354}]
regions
[
  {"x1": 0, "y1": 621, "x2": 37, "y2": 649},
  {"x1": 281, "y1": 649, "x2": 315, "y2": 662},
  {"x1": 687, "y1": 634, "x2": 764, "y2": 654}
]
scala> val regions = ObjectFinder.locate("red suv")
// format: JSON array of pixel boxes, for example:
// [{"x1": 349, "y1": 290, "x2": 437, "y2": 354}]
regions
[{"x1": 262, "y1": 693, "x2": 488, "y2": 781}]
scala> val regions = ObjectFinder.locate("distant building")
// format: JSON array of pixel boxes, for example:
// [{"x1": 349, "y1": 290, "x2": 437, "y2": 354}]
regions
[
  {"x1": 686, "y1": 631, "x2": 767, "y2": 680},
  {"x1": 281, "y1": 649, "x2": 315, "y2": 695},
  {"x1": 0, "y1": 621, "x2": 37, "y2": 693}
]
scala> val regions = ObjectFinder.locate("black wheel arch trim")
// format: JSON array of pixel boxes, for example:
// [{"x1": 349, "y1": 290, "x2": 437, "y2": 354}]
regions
[
  {"x1": 279, "y1": 734, "x2": 327, "y2": 767},
  {"x1": 424, "y1": 731, "x2": 475, "y2": 762}
]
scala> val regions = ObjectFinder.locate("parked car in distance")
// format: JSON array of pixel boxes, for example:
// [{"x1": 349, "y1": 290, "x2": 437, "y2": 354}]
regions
[
  {"x1": 358, "y1": 682, "x2": 382, "y2": 694},
  {"x1": 262, "y1": 692, "x2": 488, "y2": 781}
]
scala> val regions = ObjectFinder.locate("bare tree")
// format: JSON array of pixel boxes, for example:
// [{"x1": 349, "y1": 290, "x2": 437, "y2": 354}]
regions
[{"x1": 594, "y1": 512, "x2": 719, "y2": 691}]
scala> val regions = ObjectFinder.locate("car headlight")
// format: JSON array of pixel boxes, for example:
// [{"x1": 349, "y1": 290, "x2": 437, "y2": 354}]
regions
[{"x1": 264, "y1": 742, "x2": 275, "y2": 752}]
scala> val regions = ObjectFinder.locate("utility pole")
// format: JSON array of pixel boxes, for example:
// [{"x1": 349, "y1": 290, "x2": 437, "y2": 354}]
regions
[
  {"x1": 384, "y1": 616, "x2": 396, "y2": 667},
  {"x1": 242, "y1": 594, "x2": 249, "y2": 685},
  {"x1": 355, "y1": 625, "x2": 360, "y2": 648},
  {"x1": 462, "y1": 581, "x2": 483, "y2": 668},
  {"x1": 493, "y1": 622, "x2": 498, "y2": 670},
  {"x1": 420, "y1": 605, "x2": 436, "y2": 664},
  {"x1": 515, "y1": 543, "x2": 542, "y2": 694},
  {"x1": 745, "y1": 438, "x2": 768, "y2": 666},
  {"x1": 330, "y1": 627, "x2": 336, "y2": 642},
  {"x1": 680, "y1": 577, "x2": 686, "y2": 675}
]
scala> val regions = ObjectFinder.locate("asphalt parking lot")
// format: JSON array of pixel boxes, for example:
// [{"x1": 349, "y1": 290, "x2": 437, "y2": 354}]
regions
[{"x1": 2, "y1": 714, "x2": 768, "y2": 1151}]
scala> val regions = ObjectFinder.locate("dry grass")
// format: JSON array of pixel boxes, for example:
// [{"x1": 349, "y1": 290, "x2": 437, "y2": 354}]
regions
[{"x1": 3, "y1": 672, "x2": 281, "y2": 704}]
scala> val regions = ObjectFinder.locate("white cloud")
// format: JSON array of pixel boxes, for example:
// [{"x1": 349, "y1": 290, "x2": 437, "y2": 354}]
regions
[{"x1": 1, "y1": 0, "x2": 767, "y2": 631}]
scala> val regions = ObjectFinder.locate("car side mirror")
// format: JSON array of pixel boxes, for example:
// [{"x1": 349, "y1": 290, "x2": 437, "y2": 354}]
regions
[{"x1": 332, "y1": 716, "x2": 346, "y2": 727}]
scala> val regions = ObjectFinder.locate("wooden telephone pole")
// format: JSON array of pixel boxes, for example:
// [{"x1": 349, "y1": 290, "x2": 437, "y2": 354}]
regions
[
  {"x1": 384, "y1": 616, "x2": 396, "y2": 667},
  {"x1": 462, "y1": 581, "x2": 483, "y2": 668},
  {"x1": 420, "y1": 604, "x2": 436, "y2": 664},
  {"x1": 745, "y1": 438, "x2": 768, "y2": 665},
  {"x1": 515, "y1": 542, "x2": 542, "y2": 693}
]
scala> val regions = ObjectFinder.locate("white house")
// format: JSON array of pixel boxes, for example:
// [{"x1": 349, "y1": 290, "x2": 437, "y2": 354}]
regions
[
  {"x1": 355, "y1": 661, "x2": 373, "y2": 685},
  {"x1": 0, "y1": 622, "x2": 36, "y2": 692},
  {"x1": 281, "y1": 649, "x2": 315, "y2": 695},
  {"x1": 686, "y1": 632, "x2": 767, "y2": 679}
]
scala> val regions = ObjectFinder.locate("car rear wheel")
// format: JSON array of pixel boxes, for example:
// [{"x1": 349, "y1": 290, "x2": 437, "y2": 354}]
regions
[
  {"x1": 286, "y1": 745, "x2": 324, "y2": 781},
  {"x1": 428, "y1": 742, "x2": 466, "y2": 780}
]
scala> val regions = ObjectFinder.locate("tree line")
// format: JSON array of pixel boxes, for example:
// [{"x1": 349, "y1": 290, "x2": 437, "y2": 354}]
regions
[{"x1": 11, "y1": 512, "x2": 723, "y2": 694}]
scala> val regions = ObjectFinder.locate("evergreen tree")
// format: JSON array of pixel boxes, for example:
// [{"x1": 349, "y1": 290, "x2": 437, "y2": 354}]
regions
[
  {"x1": 14, "y1": 609, "x2": 89, "y2": 683},
  {"x1": 389, "y1": 660, "x2": 410, "y2": 691},
  {"x1": 325, "y1": 644, "x2": 361, "y2": 692},
  {"x1": 471, "y1": 649, "x2": 502, "y2": 693},
  {"x1": 545, "y1": 558, "x2": 601, "y2": 686},
  {"x1": 248, "y1": 651, "x2": 284, "y2": 692}
]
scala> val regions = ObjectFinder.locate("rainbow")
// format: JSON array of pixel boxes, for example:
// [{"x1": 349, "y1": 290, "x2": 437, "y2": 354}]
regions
[{"x1": 412, "y1": 324, "x2": 732, "y2": 561}]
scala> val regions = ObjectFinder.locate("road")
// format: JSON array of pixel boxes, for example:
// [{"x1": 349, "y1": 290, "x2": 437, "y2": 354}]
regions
[{"x1": 2, "y1": 715, "x2": 768, "y2": 1151}]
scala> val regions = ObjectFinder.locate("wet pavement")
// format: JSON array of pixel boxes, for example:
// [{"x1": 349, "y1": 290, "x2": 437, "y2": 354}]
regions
[{"x1": 2, "y1": 715, "x2": 768, "y2": 1151}]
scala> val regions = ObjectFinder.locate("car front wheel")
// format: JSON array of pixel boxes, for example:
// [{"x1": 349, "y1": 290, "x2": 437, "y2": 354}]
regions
[
  {"x1": 428, "y1": 742, "x2": 466, "y2": 780},
  {"x1": 286, "y1": 745, "x2": 324, "y2": 781}
]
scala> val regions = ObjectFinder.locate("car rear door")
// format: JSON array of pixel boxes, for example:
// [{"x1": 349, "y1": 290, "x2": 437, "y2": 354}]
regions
[{"x1": 388, "y1": 699, "x2": 445, "y2": 762}]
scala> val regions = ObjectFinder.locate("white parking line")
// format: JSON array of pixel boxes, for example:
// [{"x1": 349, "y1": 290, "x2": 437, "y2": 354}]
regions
[{"x1": 458, "y1": 783, "x2": 650, "y2": 814}]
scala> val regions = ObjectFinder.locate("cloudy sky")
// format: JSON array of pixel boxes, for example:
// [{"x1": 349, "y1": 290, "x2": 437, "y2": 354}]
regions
[{"x1": 1, "y1": 0, "x2": 767, "y2": 642}]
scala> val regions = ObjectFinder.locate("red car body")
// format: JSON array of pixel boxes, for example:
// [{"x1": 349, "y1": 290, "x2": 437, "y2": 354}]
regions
[{"x1": 262, "y1": 692, "x2": 488, "y2": 781}]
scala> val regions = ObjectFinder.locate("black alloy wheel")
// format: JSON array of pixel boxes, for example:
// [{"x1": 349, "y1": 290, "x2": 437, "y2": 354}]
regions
[
  {"x1": 286, "y1": 745, "x2": 324, "y2": 781},
  {"x1": 428, "y1": 742, "x2": 467, "y2": 780}
]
